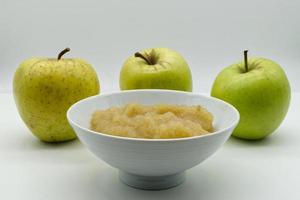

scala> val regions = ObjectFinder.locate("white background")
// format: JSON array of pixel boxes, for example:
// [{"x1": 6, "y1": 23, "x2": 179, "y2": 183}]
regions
[
  {"x1": 1, "y1": 1, "x2": 300, "y2": 200},
  {"x1": 1, "y1": 0, "x2": 300, "y2": 93}
]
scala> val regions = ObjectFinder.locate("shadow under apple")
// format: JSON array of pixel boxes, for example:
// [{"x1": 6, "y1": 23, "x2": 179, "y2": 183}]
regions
[
  {"x1": 17, "y1": 130, "x2": 83, "y2": 151},
  {"x1": 225, "y1": 126, "x2": 293, "y2": 148}
]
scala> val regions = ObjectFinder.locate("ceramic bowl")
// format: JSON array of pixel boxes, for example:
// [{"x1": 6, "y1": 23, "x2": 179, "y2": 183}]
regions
[{"x1": 67, "y1": 90, "x2": 239, "y2": 190}]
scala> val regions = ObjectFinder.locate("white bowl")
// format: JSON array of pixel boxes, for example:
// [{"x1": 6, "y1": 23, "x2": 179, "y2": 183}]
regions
[{"x1": 67, "y1": 90, "x2": 239, "y2": 190}]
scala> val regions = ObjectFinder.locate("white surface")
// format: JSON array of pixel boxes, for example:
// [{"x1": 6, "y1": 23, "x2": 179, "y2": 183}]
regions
[
  {"x1": 1, "y1": 0, "x2": 300, "y2": 93},
  {"x1": 67, "y1": 90, "x2": 239, "y2": 187},
  {"x1": 0, "y1": 92, "x2": 299, "y2": 200}
]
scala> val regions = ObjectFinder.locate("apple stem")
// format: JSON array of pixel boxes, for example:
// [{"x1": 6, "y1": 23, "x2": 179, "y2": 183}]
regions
[
  {"x1": 58, "y1": 48, "x2": 71, "y2": 60},
  {"x1": 244, "y1": 50, "x2": 248, "y2": 72},
  {"x1": 135, "y1": 52, "x2": 152, "y2": 65}
]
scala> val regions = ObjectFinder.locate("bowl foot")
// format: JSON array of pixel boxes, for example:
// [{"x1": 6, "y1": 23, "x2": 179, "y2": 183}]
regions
[{"x1": 119, "y1": 171, "x2": 185, "y2": 190}]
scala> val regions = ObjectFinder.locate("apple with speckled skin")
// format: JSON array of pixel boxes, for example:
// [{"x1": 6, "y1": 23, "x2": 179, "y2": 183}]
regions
[
  {"x1": 119, "y1": 48, "x2": 193, "y2": 91},
  {"x1": 13, "y1": 48, "x2": 100, "y2": 142},
  {"x1": 211, "y1": 50, "x2": 291, "y2": 140}
]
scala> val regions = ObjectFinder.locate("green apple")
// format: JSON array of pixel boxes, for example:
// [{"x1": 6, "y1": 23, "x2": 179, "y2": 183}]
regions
[
  {"x1": 211, "y1": 50, "x2": 291, "y2": 140},
  {"x1": 13, "y1": 48, "x2": 100, "y2": 142},
  {"x1": 119, "y1": 48, "x2": 192, "y2": 91}
]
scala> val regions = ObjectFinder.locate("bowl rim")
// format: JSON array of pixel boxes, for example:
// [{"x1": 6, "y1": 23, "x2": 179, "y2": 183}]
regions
[{"x1": 67, "y1": 89, "x2": 240, "y2": 142}]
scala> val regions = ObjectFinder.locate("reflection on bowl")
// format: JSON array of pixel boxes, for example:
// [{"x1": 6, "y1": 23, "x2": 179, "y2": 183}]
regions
[{"x1": 67, "y1": 89, "x2": 239, "y2": 190}]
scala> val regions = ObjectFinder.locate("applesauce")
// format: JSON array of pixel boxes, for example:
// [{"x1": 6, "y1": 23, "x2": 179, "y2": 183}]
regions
[{"x1": 90, "y1": 103, "x2": 213, "y2": 139}]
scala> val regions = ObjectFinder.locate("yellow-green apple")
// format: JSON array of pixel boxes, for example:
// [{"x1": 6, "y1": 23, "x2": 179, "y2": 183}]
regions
[
  {"x1": 119, "y1": 48, "x2": 193, "y2": 91},
  {"x1": 211, "y1": 50, "x2": 291, "y2": 140},
  {"x1": 13, "y1": 48, "x2": 100, "y2": 142}
]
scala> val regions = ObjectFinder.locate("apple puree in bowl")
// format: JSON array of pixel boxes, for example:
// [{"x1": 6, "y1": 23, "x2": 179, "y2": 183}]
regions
[{"x1": 90, "y1": 103, "x2": 213, "y2": 139}]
